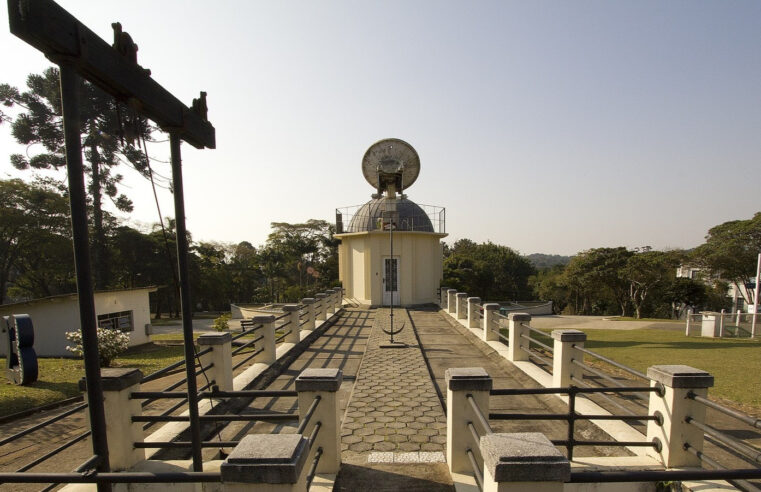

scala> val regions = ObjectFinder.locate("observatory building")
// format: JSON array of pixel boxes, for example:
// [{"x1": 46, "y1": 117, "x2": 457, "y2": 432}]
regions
[{"x1": 335, "y1": 139, "x2": 446, "y2": 306}]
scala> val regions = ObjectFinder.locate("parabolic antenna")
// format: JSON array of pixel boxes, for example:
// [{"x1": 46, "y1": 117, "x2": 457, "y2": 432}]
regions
[{"x1": 361, "y1": 138, "x2": 420, "y2": 195}]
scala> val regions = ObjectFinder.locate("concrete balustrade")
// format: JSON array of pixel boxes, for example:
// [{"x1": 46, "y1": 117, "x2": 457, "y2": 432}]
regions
[
  {"x1": 295, "y1": 368, "x2": 343, "y2": 474},
  {"x1": 481, "y1": 432, "x2": 570, "y2": 492},
  {"x1": 79, "y1": 368, "x2": 145, "y2": 470},
  {"x1": 282, "y1": 304, "x2": 301, "y2": 344},
  {"x1": 253, "y1": 315, "x2": 276, "y2": 365},
  {"x1": 482, "y1": 303, "x2": 500, "y2": 342},
  {"x1": 551, "y1": 330, "x2": 586, "y2": 388},
  {"x1": 301, "y1": 298, "x2": 316, "y2": 331},
  {"x1": 456, "y1": 292, "x2": 468, "y2": 320},
  {"x1": 332, "y1": 286, "x2": 342, "y2": 310},
  {"x1": 440, "y1": 286, "x2": 449, "y2": 307},
  {"x1": 198, "y1": 332, "x2": 233, "y2": 391},
  {"x1": 445, "y1": 367, "x2": 492, "y2": 474},
  {"x1": 447, "y1": 289, "x2": 457, "y2": 314},
  {"x1": 507, "y1": 313, "x2": 531, "y2": 362},
  {"x1": 646, "y1": 365, "x2": 714, "y2": 468},
  {"x1": 467, "y1": 297, "x2": 481, "y2": 329},
  {"x1": 221, "y1": 433, "x2": 310, "y2": 491},
  {"x1": 314, "y1": 293, "x2": 327, "y2": 322},
  {"x1": 324, "y1": 289, "x2": 336, "y2": 315}
]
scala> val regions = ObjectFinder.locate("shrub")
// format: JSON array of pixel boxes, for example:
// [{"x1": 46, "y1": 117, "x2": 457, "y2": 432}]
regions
[
  {"x1": 65, "y1": 328, "x2": 130, "y2": 367},
  {"x1": 212, "y1": 313, "x2": 231, "y2": 331}
]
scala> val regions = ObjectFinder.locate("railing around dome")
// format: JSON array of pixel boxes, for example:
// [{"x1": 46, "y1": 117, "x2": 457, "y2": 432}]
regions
[{"x1": 335, "y1": 203, "x2": 445, "y2": 234}]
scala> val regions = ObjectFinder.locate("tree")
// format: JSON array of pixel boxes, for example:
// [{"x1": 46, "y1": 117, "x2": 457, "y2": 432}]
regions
[
  {"x1": 530, "y1": 265, "x2": 569, "y2": 314},
  {"x1": 692, "y1": 212, "x2": 761, "y2": 305},
  {"x1": 564, "y1": 247, "x2": 633, "y2": 316},
  {"x1": 1, "y1": 67, "x2": 152, "y2": 289},
  {"x1": 623, "y1": 250, "x2": 680, "y2": 319},
  {"x1": 0, "y1": 178, "x2": 73, "y2": 302}
]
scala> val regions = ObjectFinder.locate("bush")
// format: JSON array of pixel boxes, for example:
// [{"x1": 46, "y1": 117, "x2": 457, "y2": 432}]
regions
[
  {"x1": 65, "y1": 328, "x2": 130, "y2": 367},
  {"x1": 212, "y1": 313, "x2": 231, "y2": 331}
]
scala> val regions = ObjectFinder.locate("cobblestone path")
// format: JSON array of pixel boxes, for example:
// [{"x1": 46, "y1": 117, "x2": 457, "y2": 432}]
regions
[{"x1": 341, "y1": 308, "x2": 447, "y2": 458}]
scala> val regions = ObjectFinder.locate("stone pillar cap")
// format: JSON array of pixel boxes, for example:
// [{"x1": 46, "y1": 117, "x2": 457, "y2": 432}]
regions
[
  {"x1": 447, "y1": 288, "x2": 457, "y2": 293},
  {"x1": 198, "y1": 332, "x2": 232, "y2": 345},
  {"x1": 295, "y1": 367, "x2": 343, "y2": 392},
  {"x1": 79, "y1": 367, "x2": 143, "y2": 391},
  {"x1": 455, "y1": 292, "x2": 468, "y2": 298},
  {"x1": 301, "y1": 298, "x2": 315, "y2": 304},
  {"x1": 481, "y1": 432, "x2": 570, "y2": 482},
  {"x1": 467, "y1": 297, "x2": 481, "y2": 302},
  {"x1": 483, "y1": 303, "x2": 500, "y2": 310},
  {"x1": 252, "y1": 315, "x2": 276, "y2": 323},
  {"x1": 508, "y1": 312, "x2": 531, "y2": 321},
  {"x1": 445, "y1": 367, "x2": 492, "y2": 391},
  {"x1": 647, "y1": 365, "x2": 714, "y2": 388},
  {"x1": 282, "y1": 304, "x2": 300, "y2": 312},
  {"x1": 315, "y1": 293, "x2": 327, "y2": 298},
  {"x1": 551, "y1": 329, "x2": 586, "y2": 342},
  {"x1": 221, "y1": 434, "x2": 308, "y2": 484}
]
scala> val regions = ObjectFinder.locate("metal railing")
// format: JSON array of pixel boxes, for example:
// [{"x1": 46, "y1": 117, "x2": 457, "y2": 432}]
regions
[{"x1": 489, "y1": 385, "x2": 662, "y2": 461}]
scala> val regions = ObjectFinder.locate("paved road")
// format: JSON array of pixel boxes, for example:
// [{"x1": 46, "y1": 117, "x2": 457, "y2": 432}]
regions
[{"x1": 531, "y1": 315, "x2": 684, "y2": 331}]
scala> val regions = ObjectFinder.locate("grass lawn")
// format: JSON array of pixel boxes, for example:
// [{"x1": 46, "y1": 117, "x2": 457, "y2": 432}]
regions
[
  {"x1": 515, "y1": 327, "x2": 761, "y2": 414},
  {"x1": 0, "y1": 344, "x2": 184, "y2": 418}
]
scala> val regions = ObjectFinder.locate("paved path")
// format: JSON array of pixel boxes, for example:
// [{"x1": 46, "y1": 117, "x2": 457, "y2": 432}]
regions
[{"x1": 531, "y1": 315, "x2": 684, "y2": 331}]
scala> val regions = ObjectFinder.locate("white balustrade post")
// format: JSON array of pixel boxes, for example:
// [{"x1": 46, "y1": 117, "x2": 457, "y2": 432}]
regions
[
  {"x1": 482, "y1": 303, "x2": 500, "y2": 342},
  {"x1": 685, "y1": 307, "x2": 692, "y2": 336},
  {"x1": 301, "y1": 298, "x2": 315, "y2": 331},
  {"x1": 221, "y1": 434, "x2": 309, "y2": 492},
  {"x1": 551, "y1": 330, "x2": 586, "y2": 388},
  {"x1": 440, "y1": 286, "x2": 449, "y2": 307},
  {"x1": 719, "y1": 308, "x2": 725, "y2": 337},
  {"x1": 333, "y1": 286, "x2": 343, "y2": 310},
  {"x1": 481, "y1": 433, "x2": 570, "y2": 492},
  {"x1": 445, "y1": 367, "x2": 492, "y2": 474},
  {"x1": 314, "y1": 293, "x2": 327, "y2": 322},
  {"x1": 456, "y1": 292, "x2": 468, "y2": 320},
  {"x1": 283, "y1": 304, "x2": 301, "y2": 344},
  {"x1": 467, "y1": 297, "x2": 482, "y2": 329},
  {"x1": 324, "y1": 289, "x2": 335, "y2": 316},
  {"x1": 79, "y1": 368, "x2": 144, "y2": 470},
  {"x1": 253, "y1": 315, "x2": 276, "y2": 365},
  {"x1": 296, "y1": 368, "x2": 343, "y2": 474},
  {"x1": 646, "y1": 365, "x2": 714, "y2": 468},
  {"x1": 447, "y1": 289, "x2": 458, "y2": 314},
  {"x1": 197, "y1": 332, "x2": 233, "y2": 391},
  {"x1": 507, "y1": 313, "x2": 531, "y2": 362}
]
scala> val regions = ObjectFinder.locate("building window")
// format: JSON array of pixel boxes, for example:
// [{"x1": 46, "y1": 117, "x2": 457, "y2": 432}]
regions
[{"x1": 97, "y1": 310, "x2": 134, "y2": 332}]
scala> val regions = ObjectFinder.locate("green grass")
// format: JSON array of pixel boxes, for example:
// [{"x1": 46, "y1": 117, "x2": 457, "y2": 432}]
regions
[
  {"x1": 503, "y1": 326, "x2": 761, "y2": 414},
  {"x1": 0, "y1": 344, "x2": 184, "y2": 418}
]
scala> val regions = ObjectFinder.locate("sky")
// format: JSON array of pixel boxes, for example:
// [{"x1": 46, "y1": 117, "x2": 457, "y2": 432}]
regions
[{"x1": 1, "y1": 0, "x2": 759, "y2": 256}]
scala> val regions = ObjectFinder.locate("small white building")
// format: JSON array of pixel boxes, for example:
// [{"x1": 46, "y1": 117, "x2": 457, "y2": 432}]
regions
[
  {"x1": 335, "y1": 139, "x2": 446, "y2": 307},
  {"x1": 0, "y1": 286, "x2": 157, "y2": 357}
]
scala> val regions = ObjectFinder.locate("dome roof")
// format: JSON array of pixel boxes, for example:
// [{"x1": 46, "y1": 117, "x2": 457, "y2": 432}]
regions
[{"x1": 345, "y1": 197, "x2": 434, "y2": 233}]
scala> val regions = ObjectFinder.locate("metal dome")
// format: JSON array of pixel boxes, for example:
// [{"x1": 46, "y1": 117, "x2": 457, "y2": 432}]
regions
[{"x1": 346, "y1": 197, "x2": 434, "y2": 233}]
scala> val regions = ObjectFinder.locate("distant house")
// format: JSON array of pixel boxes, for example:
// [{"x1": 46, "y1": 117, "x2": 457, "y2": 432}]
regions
[
  {"x1": 0, "y1": 286, "x2": 157, "y2": 357},
  {"x1": 676, "y1": 265, "x2": 756, "y2": 313}
]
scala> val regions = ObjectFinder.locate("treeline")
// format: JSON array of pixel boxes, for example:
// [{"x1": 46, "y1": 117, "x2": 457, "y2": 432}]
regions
[
  {"x1": 531, "y1": 213, "x2": 761, "y2": 318},
  {"x1": 0, "y1": 178, "x2": 338, "y2": 316}
]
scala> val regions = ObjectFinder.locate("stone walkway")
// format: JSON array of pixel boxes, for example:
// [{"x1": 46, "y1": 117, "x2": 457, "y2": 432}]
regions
[{"x1": 340, "y1": 308, "x2": 447, "y2": 459}]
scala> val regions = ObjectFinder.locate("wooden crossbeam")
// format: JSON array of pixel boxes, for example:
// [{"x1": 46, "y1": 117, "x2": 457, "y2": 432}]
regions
[{"x1": 8, "y1": 0, "x2": 215, "y2": 149}]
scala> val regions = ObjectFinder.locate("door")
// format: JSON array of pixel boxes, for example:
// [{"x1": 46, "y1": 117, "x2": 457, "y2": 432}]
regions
[{"x1": 382, "y1": 257, "x2": 399, "y2": 306}]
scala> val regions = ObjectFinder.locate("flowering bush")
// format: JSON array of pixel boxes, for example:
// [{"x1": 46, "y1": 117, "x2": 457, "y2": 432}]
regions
[
  {"x1": 212, "y1": 313, "x2": 231, "y2": 332},
  {"x1": 65, "y1": 328, "x2": 130, "y2": 367}
]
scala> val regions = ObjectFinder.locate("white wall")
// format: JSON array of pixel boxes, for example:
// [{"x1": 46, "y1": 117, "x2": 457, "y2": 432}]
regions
[{"x1": 0, "y1": 289, "x2": 154, "y2": 357}]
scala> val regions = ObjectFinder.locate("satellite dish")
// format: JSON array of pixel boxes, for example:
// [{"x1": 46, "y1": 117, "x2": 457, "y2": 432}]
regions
[{"x1": 361, "y1": 138, "x2": 420, "y2": 195}]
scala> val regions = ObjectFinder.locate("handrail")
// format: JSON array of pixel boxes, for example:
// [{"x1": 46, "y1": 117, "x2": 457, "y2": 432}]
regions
[
  {"x1": 14, "y1": 430, "x2": 90, "y2": 472},
  {"x1": 685, "y1": 416, "x2": 761, "y2": 465},
  {"x1": 134, "y1": 441, "x2": 239, "y2": 449},
  {"x1": 572, "y1": 344, "x2": 647, "y2": 381},
  {"x1": 232, "y1": 323, "x2": 263, "y2": 341},
  {"x1": 0, "y1": 472, "x2": 222, "y2": 484},
  {"x1": 296, "y1": 395, "x2": 322, "y2": 434},
  {"x1": 275, "y1": 330, "x2": 292, "y2": 343},
  {"x1": 133, "y1": 413, "x2": 298, "y2": 423},
  {"x1": 232, "y1": 334, "x2": 263, "y2": 356},
  {"x1": 687, "y1": 391, "x2": 761, "y2": 430},
  {"x1": 141, "y1": 379, "x2": 216, "y2": 431},
  {"x1": 307, "y1": 421, "x2": 322, "y2": 450},
  {"x1": 466, "y1": 448, "x2": 484, "y2": 491},
  {"x1": 520, "y1": 322, "x2": 551, "y2": 341},
  {"x1": 232, "y1": 347, "x2": 264, "y2": 370},
  {"x1": 305, "y1": 447, "x2": 323, "y2": 490},
  {"x1": 0, "y1": 403, "x2": 88, "y2": 447},
  {"x1": 467, "y1": 394, "x2": 493, "y2": 435},
  {"x1": 570, "y1": 359, "x2": 649, "y2": 403},
  {"x1": 141, "y1": 363, "x2": 214, "y2": 408},
  {"x1": 683, "y1": 441, "x2": 756, "y2": 491},
  {"x1": 519, "y1": 332, "x2": 553, "y2": 353}
]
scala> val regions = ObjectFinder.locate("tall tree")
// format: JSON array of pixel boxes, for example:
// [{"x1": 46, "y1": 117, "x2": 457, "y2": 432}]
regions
[
  {"x1": 623, "y1": 250, "x2": 680, "y2": 319},
  {"x1": 0, "y1": 67, "x2": 152, "y2": 289},
  {"x1": 693, "y1": 212, "x2": 761, "y2": 304},
  {"x1": 565, "y1": 247, "x2": 634, "y2": 316}
]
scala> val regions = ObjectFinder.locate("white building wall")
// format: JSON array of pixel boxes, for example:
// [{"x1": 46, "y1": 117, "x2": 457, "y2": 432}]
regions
[{"x1": 0, "y1": 288, "x2": 154, "y2": 357}]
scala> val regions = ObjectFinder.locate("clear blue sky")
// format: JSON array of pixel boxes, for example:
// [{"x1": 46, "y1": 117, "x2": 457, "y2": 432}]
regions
[{"x1": 1, "y1": 0, "x2": 759, "y2": 256}]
